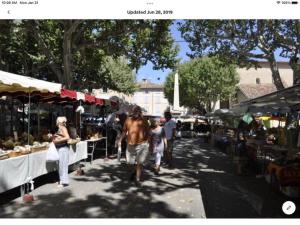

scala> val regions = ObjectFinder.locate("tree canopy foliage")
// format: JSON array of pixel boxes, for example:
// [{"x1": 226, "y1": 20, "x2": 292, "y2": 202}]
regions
[
  {"x1": 164, "y1": 57, "x2": 239, "y2": 113},
  {"x1": 178, "y1": 20, "x2": 300, "y2": 90},
  {"x1": 0, "y1": 20, "x2": 179, "y2": 94}
]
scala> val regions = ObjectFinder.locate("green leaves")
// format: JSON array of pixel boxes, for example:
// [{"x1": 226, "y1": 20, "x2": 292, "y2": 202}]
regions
[
  {"x1": 164, "y1": 57, "x2": 239, "y2": 113},
  {"x1": 179, "y1": 20, "x2": 300, "y2": 89},
  {"x1": 0, "y1": 20, "x2": 178, "y2": 94}
]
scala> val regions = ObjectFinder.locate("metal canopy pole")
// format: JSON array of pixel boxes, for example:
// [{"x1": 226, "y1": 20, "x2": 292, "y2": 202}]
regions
[
  {"x1": 37, "y1": 103, "x2": 40, "y2": 138},
  {"x1": 28, "y1": 92, "x2": 31, "y2": 145}
]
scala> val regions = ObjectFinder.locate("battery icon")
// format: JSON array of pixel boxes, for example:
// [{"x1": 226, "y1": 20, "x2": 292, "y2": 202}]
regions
[{"x1": 292, "y1": 1, "x2": 298, "y2": 4}]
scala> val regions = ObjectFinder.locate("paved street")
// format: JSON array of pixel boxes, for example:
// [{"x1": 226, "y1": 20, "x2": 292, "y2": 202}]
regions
[{"x1": 0, "y1": 138, "x2": 300, "y2": 218}]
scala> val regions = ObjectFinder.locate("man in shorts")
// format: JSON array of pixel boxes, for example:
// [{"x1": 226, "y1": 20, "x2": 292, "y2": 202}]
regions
[
  {"x1": 163, "y1": 111, "x2": 177, "y2": 167},
  {"x1": 117, "y1": 106, "x2": 150, "y2": 186}
]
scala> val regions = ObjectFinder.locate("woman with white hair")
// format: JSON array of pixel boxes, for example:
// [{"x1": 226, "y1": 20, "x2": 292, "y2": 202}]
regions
[
  {"x1": 53, "y1": 116, "x2": 70, "y2": 187},
  {"x1": 149, "y1": 118, "x2": 167, "y2": 175}
]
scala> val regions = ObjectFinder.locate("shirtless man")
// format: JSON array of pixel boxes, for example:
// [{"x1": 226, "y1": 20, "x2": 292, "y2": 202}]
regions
[{"x1": 117, "y1": 106, "x2": 150, "y2": 186}]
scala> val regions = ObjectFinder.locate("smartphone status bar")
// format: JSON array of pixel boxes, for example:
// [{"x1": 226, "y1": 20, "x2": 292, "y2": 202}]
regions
[{"x1": 0, "y1": 0, "x2": 300, "y2": 19}]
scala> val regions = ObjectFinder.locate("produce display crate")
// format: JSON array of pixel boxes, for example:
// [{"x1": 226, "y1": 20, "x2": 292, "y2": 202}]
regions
[
  {"x1": 67, "y1": 139, "x2": 80, "y2": 145},
  {"x1": 0, "y1": 153, "x2": 9, "y2": 160},
  {"x1": 30, "y1": 146, "x2": 48, "y2": 153},
  {"x1": 8, "y1": 151, "x2": 22, "y2": 158},
  {"x1": 20, "y1": 151, "x2": 31, "y2": 155},
  {"x1": 267, "y1": 162, "x2": 300, "y2": 186}
]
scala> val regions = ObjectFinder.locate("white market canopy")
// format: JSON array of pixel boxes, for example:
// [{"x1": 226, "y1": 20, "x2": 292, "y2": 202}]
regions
[{"x1": 0, "y1": 70, "x2": 62, "y2": 94}]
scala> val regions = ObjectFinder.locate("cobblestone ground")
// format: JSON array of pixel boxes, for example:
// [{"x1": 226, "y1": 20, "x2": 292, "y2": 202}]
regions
[{"x1": 0, "y1": 138, "x2": 299, "y2": 218}]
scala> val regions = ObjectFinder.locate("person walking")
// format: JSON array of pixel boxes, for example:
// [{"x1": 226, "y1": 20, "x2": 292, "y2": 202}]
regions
[
  {"x1": 52, "y1": 116, "x2": 70, "y2": 187},
  {"x1": 117, "y1": 106, "x2": 150, "y2": 186},
  {"x1": 149, "y1": 118, "x2": 167, "y2": 175},
  {"x1": 163, "y1": 111, "x2": 177, "y2": 167},
  {"x1": 114, "y1": 112, "x2": 128, "y2": 161}
]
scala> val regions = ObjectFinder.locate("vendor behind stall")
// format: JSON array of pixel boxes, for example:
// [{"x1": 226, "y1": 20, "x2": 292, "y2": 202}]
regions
[
  {"x1": 266, "y1": 128, "x2": 277, "y2": 145},
  {"x1": 236, "y1": 120, "x2": 248, "y2": 175}
]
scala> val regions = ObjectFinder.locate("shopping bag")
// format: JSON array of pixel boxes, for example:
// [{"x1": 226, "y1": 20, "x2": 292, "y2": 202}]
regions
[
  {"x1": 117, "y1": 145, "x2": 122, "y2": 162},
  {"x1": 46, "y1": 142, "x2": 59, "y2": 161}
]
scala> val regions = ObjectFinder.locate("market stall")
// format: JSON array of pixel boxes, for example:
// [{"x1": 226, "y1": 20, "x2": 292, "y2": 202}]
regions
[
  {"x1": 0, "y1": 70, "x2": 120, "y2": 196},
  {"x1": 0, "y1": 71, "x2": 91, "y2": 195},
  {"x1": 207, "y1": 109, "x2": 238, "y2": 155},
  {"x1": 0, "y1": 141, "x2": 87, "y2": 194},
  {"x1": 231, "y1": 84, "x2": 300, "y2": 196}
]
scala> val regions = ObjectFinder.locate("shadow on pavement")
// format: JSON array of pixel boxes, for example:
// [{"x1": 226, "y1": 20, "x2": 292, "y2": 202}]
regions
[
  {"x1": 2, "y1": 138, "x2": 299, "y2": 218},
  {"x1": 189, "y1": 139, "x2": 300, "y2": 218}
]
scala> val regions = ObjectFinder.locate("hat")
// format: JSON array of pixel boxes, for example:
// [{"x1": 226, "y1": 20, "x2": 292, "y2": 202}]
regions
[{"x1": 56, "y1": 116, "x2": 67, "y2": 125}]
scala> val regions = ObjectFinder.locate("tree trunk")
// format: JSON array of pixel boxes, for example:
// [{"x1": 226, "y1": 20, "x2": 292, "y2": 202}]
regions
[
  {"x1": 289, "y1": 56, "x2": 300, "y2": 85},
  {"x1": 62, "y1": 21, "x2": 80, "y2": 89},
  {"x1": 30, "y1": 21, "x2": 64, "y2": 84},
  {"x1": 206, "y1": 101, "x2": 212, "y2": 113},
  {"x1": 63, "y1": 32, "x2": 72, "y2": 88},
  {"x1": 268, "y1": 57, "x2": 284, "y2": 90}
]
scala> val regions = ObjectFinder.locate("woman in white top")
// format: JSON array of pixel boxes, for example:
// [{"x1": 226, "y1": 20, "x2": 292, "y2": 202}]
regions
[
  {"x1": 52, "y1": 116, "x2": 70, "y2": 187},
  {"x1": 149, "y1": 118, "x2": 167, "y2": 175}
]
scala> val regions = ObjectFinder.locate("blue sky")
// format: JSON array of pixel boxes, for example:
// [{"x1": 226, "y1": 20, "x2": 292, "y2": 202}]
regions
[
  {"x1": 136, "y1": 20, "x2": 288, "y2": 85},
  {"x1": 136, "y1": 21, "x2": 190, "y2": 84}
]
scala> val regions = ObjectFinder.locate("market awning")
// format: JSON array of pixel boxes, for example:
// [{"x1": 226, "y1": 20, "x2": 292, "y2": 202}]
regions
[
  {"x1": 0, "y1": 70, "x2": 62, "y2": 94},
  {"x1": 207, "y1": 108, "x2": 238, "y2": 117},
  {"x1": 60, "y1": 88, "x2": 77, "y2": 100},
  {"x1": 76, "y1": 92, "x2": 85, "y2": 101},
  {"x1": 95, "y1": 98, "x2": 105, "y2": 106},
  {"x1": 84, "y1": 94, "x2": 96, "y2": 103},
  {"x1": 232, "y1": 84, "x2": 300, "y2": 114}
]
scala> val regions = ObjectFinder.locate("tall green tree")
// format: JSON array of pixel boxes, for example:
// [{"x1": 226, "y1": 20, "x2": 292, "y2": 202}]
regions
[
  {"x1": 164, "y1": 57, "x2": 239, "y2": 113},
  {"x1": 179, "y1": 20, "x2": 300, "y2": 90},
  {"x1": 28, "y1": 20, "x2": 178, "y2": 88},
  {"x1": 74, "y1": 55, "x2": 137, "y2": 94},
  {"x1": 275, "y1": 20, "x2": 300, "y2": 84},
  {"x1": 0, "y1": 20, "x2": 179, "y2": 94}
]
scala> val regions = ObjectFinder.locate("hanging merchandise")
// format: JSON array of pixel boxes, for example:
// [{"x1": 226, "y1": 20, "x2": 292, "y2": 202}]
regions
[
  {"x1": 278, "y1": 128, "x2": 287, "y2": 146},
  {"x1": 243, "y1": 113, "x2": 253, "y2": 125},
  {"x1": 297, "y1": 130, "x2": 300, "y2": 148},
  {"x1": 262, "y1": 119, "x2": 271, "y2": 129},
  {"x1": 76, "y1": 105, "x2": 85, "y2": 114}
]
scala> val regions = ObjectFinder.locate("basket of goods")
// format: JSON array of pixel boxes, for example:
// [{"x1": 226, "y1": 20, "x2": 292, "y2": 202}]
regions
[
  {"x1": 2, "y1": 137, "x2": 15, "y2": 150},
  {"x1": 30, "y1": 142, "x2": 49, "y2": 152},
  {"x1": 14, "y1": 146, "x2": 31, "y2": 155},
  {"x1": 7, "y1": 150, "x2": 22, "y2": 158},
  {"x1": 90, "y1": 133, "x2": 102, "y2": 141},
  {"x1": 0, "y1": 149, "x2": 9, "y2": 160},
  {"x1": 67, "y1": 138, "x2": 81, "y2": 145},
  {"x1": 267, "y1": 162, "x2": 300, "y2": 186},
  {"x1": 42, "y1": 134, "x2": 52, "y2": 142},
  {"x1": 20, "y1": 132, "x2": 34, "y2": 145}
]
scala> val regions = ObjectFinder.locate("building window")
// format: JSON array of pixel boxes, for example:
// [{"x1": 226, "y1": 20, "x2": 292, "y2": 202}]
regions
[{"x1": 256, "y1": 78, "x2": 261, "y2": 84}]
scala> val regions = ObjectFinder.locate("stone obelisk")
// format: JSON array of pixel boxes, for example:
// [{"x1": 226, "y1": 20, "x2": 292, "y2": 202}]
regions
[{"x1": 173, "y1": 72, "x2": 180, "y2": 112}]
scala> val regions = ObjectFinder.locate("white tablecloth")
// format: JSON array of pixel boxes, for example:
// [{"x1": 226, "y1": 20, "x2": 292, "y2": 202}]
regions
[
  {"x1": 0, "y1": 154, "x2": 29, "y2": 194},
  {"x1": 0, "y1": 141, "x2": 87, "y2": 194}
]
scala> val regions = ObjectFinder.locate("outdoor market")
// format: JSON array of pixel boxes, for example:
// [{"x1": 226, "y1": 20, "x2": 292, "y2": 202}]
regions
[
  {"x1": 208, "y1": 84, "x2": 300, "y2": 197},
  {"x1": 0, "y1": 69, "x2": 122, "y2": 196}
]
